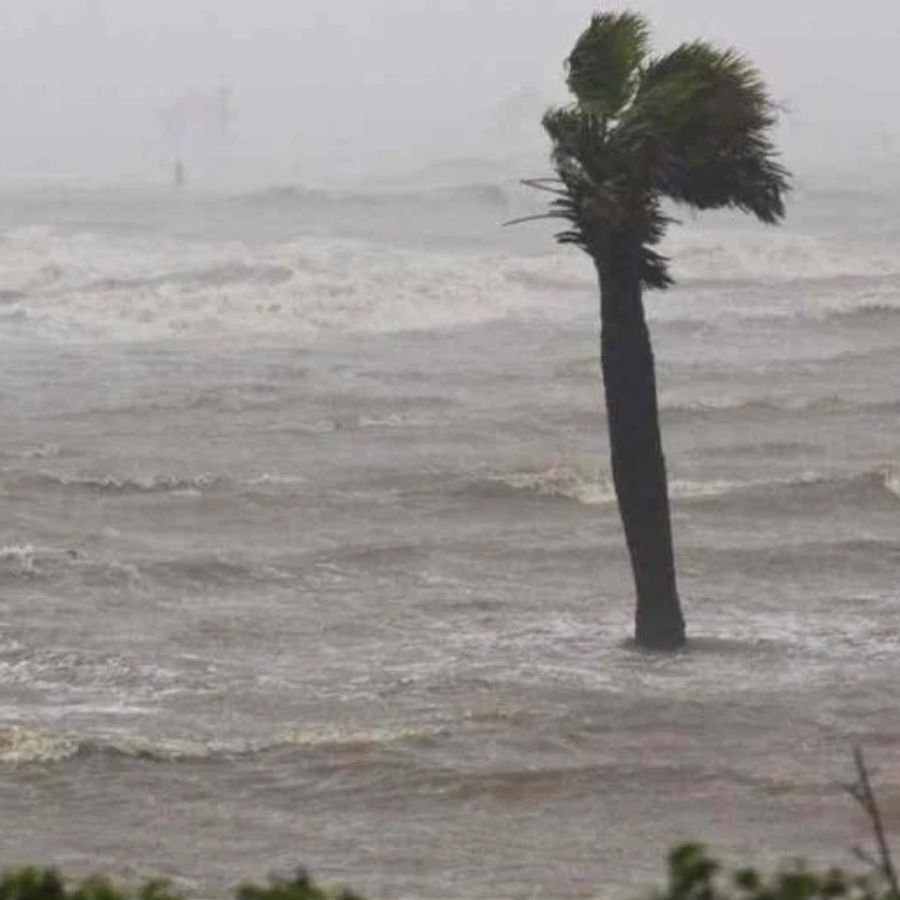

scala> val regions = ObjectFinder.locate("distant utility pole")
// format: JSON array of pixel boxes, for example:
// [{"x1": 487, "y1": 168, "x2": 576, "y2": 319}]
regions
[{"x1": 161, "y1": 84, "x2": 233, "y2": 186}]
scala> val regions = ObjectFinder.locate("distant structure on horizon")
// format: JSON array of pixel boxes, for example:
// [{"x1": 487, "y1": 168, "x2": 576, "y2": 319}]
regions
[{"x1": 161, "y1": 85, "x2": 233, "y2": 185}]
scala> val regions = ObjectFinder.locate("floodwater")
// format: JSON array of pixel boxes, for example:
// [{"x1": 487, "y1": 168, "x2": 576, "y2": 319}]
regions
[{"x1": 0, "y1": 176, "x2": 898, "y2": 897}]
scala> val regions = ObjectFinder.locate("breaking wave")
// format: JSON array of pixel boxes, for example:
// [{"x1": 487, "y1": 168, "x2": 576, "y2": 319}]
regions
[
  {"x1": 0, "y1": 544, "x2": 84, "y2": 579},
  {"x1": 0, "y1": 727, "x2": 84, "y2": 764},
  {"x1": 0, "y1": 468, "x2": 331, "y2": 499},
  {"x1": 475, "y1": 465, "x2": 900, "y2": 508},
  {"x1": 0, "y1": 229, "x2": 557, "y2": 342},
  {"x1": 664, "y1": 228, "x2": 900, "y2": 283},
  {"x1": 0, "y1": 723, "x2": 443, "y2": 766},
  {"x1": 2, "y1": 213, "x2": 899, "y2": 343},
  {"x1": 473, "y1": 466, "x2": 738, "y2": 506},
  {"x1": 3, "y1": 471, "x2": 230, "y2": 497}
]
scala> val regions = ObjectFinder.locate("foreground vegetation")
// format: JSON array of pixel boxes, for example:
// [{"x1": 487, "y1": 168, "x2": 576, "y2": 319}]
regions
[
  {"x1": 0, "y1": 845, "x2": 896, "y2": 900},
  {"x1": 1, "y1": 754, "x2": 894, "y2": 900}
]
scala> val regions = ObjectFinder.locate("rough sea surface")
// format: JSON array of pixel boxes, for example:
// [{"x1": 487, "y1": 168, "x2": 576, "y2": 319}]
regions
[{"x1": 1, "y1": 175, "x2": 898, "y2": 897}]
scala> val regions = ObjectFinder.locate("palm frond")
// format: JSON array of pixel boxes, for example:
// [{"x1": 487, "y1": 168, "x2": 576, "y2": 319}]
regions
[
  {"x1": 626, "y1": 42, "x2": 791, "y2": 221},
  {"x1": 565, "y1": 12, "x2": 650, "y2": 118},
  {"x1": 641, "y1": 247, "x2": 674, "y2": 290},
  {"x1": 526, "y1": 17, "x2": 790, "y2": 290},
  {"x1": 538, "y1": 104, "x2": 675, "y2": 286}
]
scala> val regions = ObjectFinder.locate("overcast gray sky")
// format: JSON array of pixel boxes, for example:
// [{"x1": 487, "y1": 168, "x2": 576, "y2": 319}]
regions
[{"x1": 2, "y1": 0, "x2": 899, "y2": 184}]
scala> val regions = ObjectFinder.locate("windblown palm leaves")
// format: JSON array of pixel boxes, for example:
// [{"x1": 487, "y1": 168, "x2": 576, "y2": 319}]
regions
[{"x1": 535, "y1": 12, "x2": 790, "y2": 288}]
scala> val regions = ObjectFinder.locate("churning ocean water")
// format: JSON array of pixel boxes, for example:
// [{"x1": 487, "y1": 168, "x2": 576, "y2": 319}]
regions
[{"x1": 0, "y1": 174, "x2": 898, "y2": 897}]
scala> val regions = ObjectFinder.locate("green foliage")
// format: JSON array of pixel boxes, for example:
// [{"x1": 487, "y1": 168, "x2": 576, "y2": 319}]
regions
[
  {"x1": 0, "y1": 867, "x2": 67, "y2": 900},
  {"x1": 0, "y1": 870, "x2": 183, "y2": 900},
  {"x1": 538, "y1": 10, "x2": 790, "y2": 288},
  {"x1": 655, "y1": 843, "x2": 894, "y2": 900},
  {"x1": 566, "y1": 12, "x2": 650, "y2": 117},
  {"x1": 237, "y1": 869, "x2": 362, "y2": 900},
  {"x1": 0, "y1": 844, "x2": 895, "y2": 900},
  {"x1": 0, "y1": 868, "x2": 359, "y2": 900},
  {"x1": 629, "y1": 43, "x2": 788, "y2": 224}
]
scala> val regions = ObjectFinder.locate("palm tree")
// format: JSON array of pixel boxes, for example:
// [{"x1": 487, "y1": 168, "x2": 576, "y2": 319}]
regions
[{"x1": 522, "y1": 13, "x2": 790, "y2": 649}]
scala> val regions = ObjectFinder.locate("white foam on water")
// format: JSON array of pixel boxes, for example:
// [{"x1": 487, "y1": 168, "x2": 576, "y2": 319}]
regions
[
  {"x1": 492, "y1": 466, "x2": 744, "y2": 506},
  {"x1": 495, "y1": 467, "x2": 616, "y2": 505},
  {"x1": 0, "y1": 723, "x2": 444, "y2": 766},
  {"x1": 0, "y1": 229, "x2": 562, "y2": 342},
  {"x1": 0, "y1": 544, "x2": 39, "y2": 574},
  {"x1": 489, "y1": 465, "x2": 900, "y2": 508},
  {"x1": 272, "y1": 722, "x2": 446, "y2": 751},
  {"x1": 3, "y1": 222, "x2": 898, "y2": 343},
  {"x1": 13, "y1": 471, "x2": 227, "y2": 495},
  {"x1": 664, "y1": 227, "x2": 900, "y2": 283},
  {"x1": 884, "y1": 464, "x2": 900, "y2": 499},
  {"x1": 0, "y1": 726, "x2": 83, "y2": 764}
]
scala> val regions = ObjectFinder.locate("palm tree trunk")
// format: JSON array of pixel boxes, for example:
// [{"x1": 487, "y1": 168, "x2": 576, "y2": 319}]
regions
[{"x1": 597, "y1": 237, "x2": 686, "y2": 649}]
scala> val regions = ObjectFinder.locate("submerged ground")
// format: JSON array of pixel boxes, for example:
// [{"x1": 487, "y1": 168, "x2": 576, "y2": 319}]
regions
[{"x1": 0, "y1": 178, "x2": 898, "y2": 896}]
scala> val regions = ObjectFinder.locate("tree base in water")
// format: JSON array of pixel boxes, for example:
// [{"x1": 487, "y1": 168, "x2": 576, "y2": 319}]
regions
[{"x1": 634, "y1": 625, "x2": 687, "y2": 651}]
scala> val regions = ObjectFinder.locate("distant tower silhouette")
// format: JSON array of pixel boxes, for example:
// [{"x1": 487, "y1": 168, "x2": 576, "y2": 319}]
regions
[
  {"x1": 217, "y1": 84, "x2": 232, "y2": 139},
  {"x1": 161, "y1": 84, "x2": 234, "y2": 184}
]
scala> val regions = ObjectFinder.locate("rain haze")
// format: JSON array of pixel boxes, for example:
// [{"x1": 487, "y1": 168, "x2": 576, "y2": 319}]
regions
[
  {"x1": 2, "y1": 0, "x2": 900, "y2": 182},
  {"x1": 1, "y1": 2, "x2": 899, "y2": 899}
]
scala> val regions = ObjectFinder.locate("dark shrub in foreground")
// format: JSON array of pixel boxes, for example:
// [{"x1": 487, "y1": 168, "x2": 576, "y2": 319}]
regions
[
  {"x1": 0, "y1": 846, "x2": 896, "y2": 900},
  {"x1": 0, "y1": 868, "x2": 360, "y2": 900}
]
